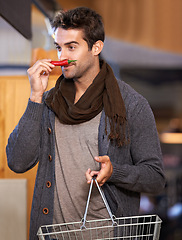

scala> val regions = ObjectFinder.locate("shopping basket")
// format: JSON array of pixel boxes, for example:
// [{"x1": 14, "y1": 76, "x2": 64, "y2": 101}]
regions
[{"x1": 37, "y1": 177, "x2": 162, "y2": 239}]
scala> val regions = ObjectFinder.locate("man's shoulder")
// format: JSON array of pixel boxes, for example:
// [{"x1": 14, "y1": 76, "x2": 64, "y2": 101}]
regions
[{"x1": 117, "y1": 79, "x2": 146, "y2": 104}]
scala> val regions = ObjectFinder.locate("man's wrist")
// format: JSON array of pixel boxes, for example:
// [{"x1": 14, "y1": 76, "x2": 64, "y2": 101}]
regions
[{"x1": 30, "y1": 93, "x2": 43, "y2": 103}]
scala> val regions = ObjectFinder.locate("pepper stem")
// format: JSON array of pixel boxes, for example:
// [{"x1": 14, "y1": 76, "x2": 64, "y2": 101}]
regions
[{"x1": 67, "y1": 60, "x2": 77, "y2": 63}]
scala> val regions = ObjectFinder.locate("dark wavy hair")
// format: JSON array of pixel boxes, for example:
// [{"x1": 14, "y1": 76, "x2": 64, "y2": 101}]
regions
[{"x1": 51, "y1": 7, "x2": 105, "y2": 50}]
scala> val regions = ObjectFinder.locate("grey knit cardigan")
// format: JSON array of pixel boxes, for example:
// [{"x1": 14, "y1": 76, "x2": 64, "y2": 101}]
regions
[{"x1": 6, "y1": 79, "x2": 165, "y2": 240}]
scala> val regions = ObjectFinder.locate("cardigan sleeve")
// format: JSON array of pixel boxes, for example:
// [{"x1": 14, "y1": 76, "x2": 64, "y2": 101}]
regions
[
  {"x1": 108, "y1": 95, "x2": 166, "y2": 194},
  {"x1": 6, "y1": 99, "x2": 44, "y2": 173}
]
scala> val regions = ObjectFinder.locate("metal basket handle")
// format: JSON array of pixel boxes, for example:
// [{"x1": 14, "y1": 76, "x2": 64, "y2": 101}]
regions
[{"x1": 81, "y1": 176, "x2": 117, "y2": 229}]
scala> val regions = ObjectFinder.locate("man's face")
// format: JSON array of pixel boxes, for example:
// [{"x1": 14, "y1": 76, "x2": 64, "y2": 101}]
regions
[{"x1": 54, "y1": 28, "x2": 95, "y2": 80}]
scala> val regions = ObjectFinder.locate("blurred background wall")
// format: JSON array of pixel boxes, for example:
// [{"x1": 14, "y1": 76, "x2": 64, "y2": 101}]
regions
[{"x1": 0, "y1": 0, "x2": 182, "y2": 239}]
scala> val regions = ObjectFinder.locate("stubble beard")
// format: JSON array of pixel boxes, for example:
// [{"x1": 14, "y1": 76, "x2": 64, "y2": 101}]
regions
[{"x1": 62, "y1": 57, "x2": 95, "y2": 81}]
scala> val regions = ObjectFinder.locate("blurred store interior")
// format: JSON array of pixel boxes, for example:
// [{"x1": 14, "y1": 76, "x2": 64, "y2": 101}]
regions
[{"x1": 0, "y1": 0, "x2": 182, "y2": 239}]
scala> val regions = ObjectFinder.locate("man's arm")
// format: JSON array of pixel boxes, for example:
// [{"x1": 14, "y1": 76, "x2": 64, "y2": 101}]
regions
[
  {"x1": 86, "y1": 97, "x2": 165, "y2": 194},
  {"x1": 6, "y1": 59, "x2": 55, "y2": 173},
  {"x1": 107, "y1": 99, "x2": 165, "y2": 194},
  {"x1": 6, "y1": 100, "x2": 44, "y2": 173}
]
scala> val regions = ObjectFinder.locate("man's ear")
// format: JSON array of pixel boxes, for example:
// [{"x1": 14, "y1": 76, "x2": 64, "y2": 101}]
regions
[{"x1": 92, "y1": 40, "x2": 104, "y2": 56}]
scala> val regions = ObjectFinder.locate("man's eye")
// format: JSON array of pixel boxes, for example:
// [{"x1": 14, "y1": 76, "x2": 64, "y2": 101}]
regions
[
  {"x1": 56, "y1": 46, "x2": 61, "y2": 51},
  {"x1": 69, "y1": 46, "x2": 75, "y2": 50}
]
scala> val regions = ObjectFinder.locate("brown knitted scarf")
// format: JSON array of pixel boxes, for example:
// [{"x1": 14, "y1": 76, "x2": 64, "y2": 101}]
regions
[{"x1": 45, "y1": 61, "x2": 128, "y2": 146}]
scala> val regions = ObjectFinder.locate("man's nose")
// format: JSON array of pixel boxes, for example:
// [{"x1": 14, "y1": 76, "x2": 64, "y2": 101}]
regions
[{"x1": 57, "y1": 49, "x2": 67, "y2": 61}]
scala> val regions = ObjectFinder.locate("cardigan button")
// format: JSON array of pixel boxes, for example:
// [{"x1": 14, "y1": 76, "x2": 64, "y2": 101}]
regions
[
  {"x1": 48, "y1": 155, "x2": 52, "y2": 162},
  {"x1": 47, "y1": 127, "x2": 52, "y2": 134},
  {"x1": 43, "y1": 208, "x2": 49, "y2": 215},
  {"x1": 46, "y1": 181, "x2": 51, "y2": 188}
]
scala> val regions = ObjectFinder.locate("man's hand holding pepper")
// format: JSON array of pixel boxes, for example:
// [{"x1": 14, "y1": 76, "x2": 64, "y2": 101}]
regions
[{"x1": 27, "y1": 59, "x2": 55, "y2": 103}]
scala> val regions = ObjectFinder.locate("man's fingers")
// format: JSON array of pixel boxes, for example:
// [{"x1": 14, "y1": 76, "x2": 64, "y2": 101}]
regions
[
  {"x1": 28, "y1": 59, "x2": 54, "y2": 76},
  {"x1": 96, "y1": 172, "x2": 107, "y2": 186},
  {"x1": 86, "y1": 155, "x2": 113, "y2": 186},
  {"x1": 94, "y1": 155, "x2": 110, "y2": 163},
  {"x1": 85, "y1": 169, "x2": 99, "y2": 184}
]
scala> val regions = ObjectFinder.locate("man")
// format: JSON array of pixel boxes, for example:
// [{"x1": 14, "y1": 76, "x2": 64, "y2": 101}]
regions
[{"x1": 6, "y1": 7, "x2": 165, "y2": 240}]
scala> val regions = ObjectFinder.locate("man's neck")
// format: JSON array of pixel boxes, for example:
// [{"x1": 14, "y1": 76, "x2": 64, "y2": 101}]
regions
[{"x1": 74, "y1": 60, "x2": 101, "y2": 103}]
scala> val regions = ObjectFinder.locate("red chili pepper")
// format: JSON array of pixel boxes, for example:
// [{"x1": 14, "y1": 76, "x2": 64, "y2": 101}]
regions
[{"x1": 50, "y1": 59, "x2": 76, "y2": 66}]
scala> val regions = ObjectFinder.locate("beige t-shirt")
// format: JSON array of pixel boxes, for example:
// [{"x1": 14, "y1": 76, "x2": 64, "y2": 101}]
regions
[{"x1": 53, "y1": 112, "x2": 109, "y2": 224}]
